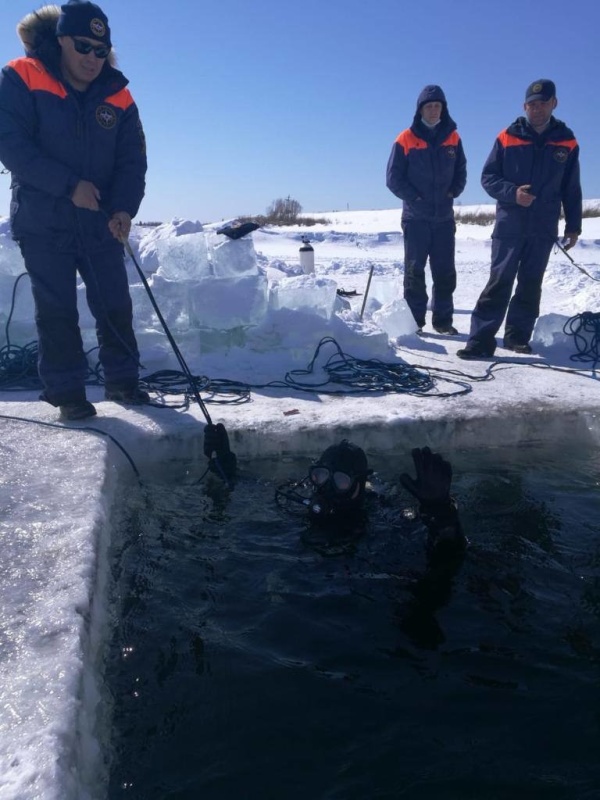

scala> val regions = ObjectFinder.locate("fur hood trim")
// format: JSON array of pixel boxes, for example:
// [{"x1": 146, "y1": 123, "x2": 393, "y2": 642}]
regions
[{"x1": 16, "y1": 5, "x2": 116, "y2": 67}]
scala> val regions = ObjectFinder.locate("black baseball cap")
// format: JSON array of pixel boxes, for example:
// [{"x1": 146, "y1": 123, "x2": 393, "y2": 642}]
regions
[{"x1": 525, "y1": 79, "x2": 556, "y2": 103}]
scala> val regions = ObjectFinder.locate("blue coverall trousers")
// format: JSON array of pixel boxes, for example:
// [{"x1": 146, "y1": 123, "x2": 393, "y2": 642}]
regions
[
  {"x1": 402, "y1": 219, "x2": 456, "y2": 329},
  {"x1": 20, "y1": 237, "x2": 140, "y2": 406},
  {"x1": 467, "y1": 236, "x2": 554, "y2": 351}
]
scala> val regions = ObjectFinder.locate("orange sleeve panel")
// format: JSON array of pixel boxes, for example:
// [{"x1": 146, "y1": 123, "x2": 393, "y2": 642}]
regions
[
  {"x1": 498, "y1": 130, "x2": 532, "y2": 149},
  {"x1": 395, "y1": 129, "x2": 428, "y2": 155},
  {"x1": 105, "y1": 87, "x2": 135, "y2": 111},
  {"x1": 8, "y1": 57, "x2": 67, "y2": 99},
  {"x1": 441, "y1": 131, "x2": 460, "y2": 147},
  {"x1": 547, "y1": 138, "x2": 578, "y2": 151}
]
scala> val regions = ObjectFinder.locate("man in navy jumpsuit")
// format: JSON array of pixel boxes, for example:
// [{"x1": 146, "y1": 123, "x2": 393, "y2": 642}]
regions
[
  {"x1": 386, "y1": 85, "x2": 467, "y2": 335},
  {"x1": 0, "y1": 1, "x2": 148, "y2": 419},
  {"x1": 458, "y1": 79, "x2": 582, "y2": 359}
]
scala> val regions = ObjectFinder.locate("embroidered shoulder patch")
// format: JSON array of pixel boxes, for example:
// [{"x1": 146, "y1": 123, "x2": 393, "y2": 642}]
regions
[{"x1": 96, "y1": 105, "x2": 117, "y2": 129}]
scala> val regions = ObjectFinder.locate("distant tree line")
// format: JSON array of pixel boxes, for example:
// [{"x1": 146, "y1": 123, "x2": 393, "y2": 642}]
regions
[
  {"x1": 137, "y1": 199, "x2": 599, "y2": 229},
  {"x1": 239, "y1": 196, "x2": 330, "y2": 227},
  {"x1": 456, "y1": 205, "x2": 600, "y2": 226}
]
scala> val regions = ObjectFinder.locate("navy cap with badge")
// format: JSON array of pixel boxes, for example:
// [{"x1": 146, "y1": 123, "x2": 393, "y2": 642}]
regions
[
  {"x1": 525, "y1": 79, "x2": 556, "y2": 103},
  {"x1": 56, "y1": 0, "x2": 111, "y2": 47}
]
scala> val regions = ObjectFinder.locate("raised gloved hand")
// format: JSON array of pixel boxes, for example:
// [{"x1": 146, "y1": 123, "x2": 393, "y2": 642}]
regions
[
  {"x1": 400, "y1": 447, "x2": 452, "y2": 510},
  {"x1": 401, "y1": 447, "x2": 466, "y2": 563},
  {"x1": 204, "y1": 422, "x2": 237, "y2": 483}
]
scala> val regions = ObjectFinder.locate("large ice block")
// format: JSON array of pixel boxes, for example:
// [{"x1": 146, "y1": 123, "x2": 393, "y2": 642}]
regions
[
  {"x1": 533, "y1": 313, "x2": 570, "y2": 348},
  {"x1": 188, "y1": 274, "x2": 268, "y2": 329},
  {"x1": 205, "y1": 233, "x2": 259, "y2": 278},
  {"x1": 0, "y1": 224, "x2": 25, "y2": 277},
  {"x1": 135, "y1": 219, "x2": 204, "y2": 275},
  {"x1": 269, "y1": 275, "x2": 338, "y2": 320},
  {"x1": 358, "y1": 274, "x2": 403, "y2": 317},
  {"x1": 132, "y1": 274, "x2": 190, "y2": 332},
  {"x1": 155, "y1": 233, "x2": 211, "y2": 281},
  {"x1": 153, "y1": 228, "x2": 260, "y2": 283},
  {"x1": 372, "y1": 296, "x2": 416, "y2": 339}
]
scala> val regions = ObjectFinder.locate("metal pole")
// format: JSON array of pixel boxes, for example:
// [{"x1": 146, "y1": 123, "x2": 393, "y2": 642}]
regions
[
  {"x1": 360, "y1": 263, "x2": 375, "y2": 319},
  {"x1": 554, "y1": 239, "x2": 600, "y2": 282},
  {"x1": 122, "y1": 237, "x2": 239, "y2": 486}
]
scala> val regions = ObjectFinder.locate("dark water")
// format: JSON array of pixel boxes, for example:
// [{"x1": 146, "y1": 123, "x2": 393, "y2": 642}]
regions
[{"x1": 105, "y1": 447, "x2": 600, "y2": 800}]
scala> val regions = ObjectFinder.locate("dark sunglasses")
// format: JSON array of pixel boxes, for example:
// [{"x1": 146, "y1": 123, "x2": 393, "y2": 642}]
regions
[
  {"x1": 71, "y1": 37, "x2": 111, "y2": 59},
  {"x1": 309, "y1": 466, "x2": 355, "y2": 493}
]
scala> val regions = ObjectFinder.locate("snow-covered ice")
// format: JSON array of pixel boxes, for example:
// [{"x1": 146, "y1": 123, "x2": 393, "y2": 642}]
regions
[{"x1": 1, "y1": 204, "x2": 600, "y2": 799}]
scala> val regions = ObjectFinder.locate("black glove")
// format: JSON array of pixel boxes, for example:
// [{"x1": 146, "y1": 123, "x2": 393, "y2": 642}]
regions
[
  {"x1": 400, "y1": 447, "x2": 452, "y2": 511},
  {"x1": 208, "y1": 451, "x2": 237, "y2": 482},
  {"x1": 401, "y1": 447, "x2": 466, "y2": 563},
  {"x1": 203, "y1": 423, "x2": 221, "y2": 458},
  {"x1": 204, "y1": 423, "x2": 237, "y2": 482},
  {"x1": 216, "y1": 221, "x2": 260, "y2": 240}
]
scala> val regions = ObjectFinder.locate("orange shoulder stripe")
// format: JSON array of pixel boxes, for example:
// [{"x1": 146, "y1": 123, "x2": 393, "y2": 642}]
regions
[
  {"x1": 441, "y1": 131, "x2": 460, "y2": 147},
  {"x1": 395, "y1": 129, "x2": 427, "y2": 155},
  {"x1": 105, "y1": 87, "x2": 134, "y2": 110},
  {"x1": 7, "y1": 57, "x2": 67, "y2": 99},
  {"x1": 498, "y1": 130, "x2": 532, "y2": 148},
  {"x1": 548, "y1": 138, "x2": 578, "y2": 151}
]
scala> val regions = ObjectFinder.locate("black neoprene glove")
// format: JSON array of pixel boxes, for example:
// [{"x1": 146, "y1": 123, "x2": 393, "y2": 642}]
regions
[
  {"x1": 203, "y1": 423, "x2": 220, "y2": 458},
  {"x1": 204, "y1": 423, "x2": 237, "y2": 483},
  {"x1": 401, "y1": 447, "x2": 466, "y2": 562},
  {"x1": 400, "y1": 447, "x2": 453, "y2": 513}
]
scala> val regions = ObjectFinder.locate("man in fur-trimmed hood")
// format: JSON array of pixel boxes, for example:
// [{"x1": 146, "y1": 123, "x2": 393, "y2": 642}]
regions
[
  {"x1": 18, "y1": 3, "x2": 113, "y2": 63},
  {"x1": 0, "y1": 1, "x2": 150, "y2": 420}
]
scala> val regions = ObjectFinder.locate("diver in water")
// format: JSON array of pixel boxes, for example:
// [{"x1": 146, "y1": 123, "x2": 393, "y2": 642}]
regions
[
  {"x1": 306, "y1": 440, "x2": 371, "y2": 521},
  {"x1": 277, "y1": 440, "x2": 467, "y2": 648},
  {"x1": 276, "y1": 439, "x2": 466, "y2": 563}
]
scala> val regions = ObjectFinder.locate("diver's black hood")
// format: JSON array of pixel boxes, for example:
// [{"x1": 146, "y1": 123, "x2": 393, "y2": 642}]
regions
[
  {"x1": 317, "y1": 440, "x2": 369, "y2": 479},
  {"x1": 308, "y1": 440, "x2": 369, "y2": 521}
]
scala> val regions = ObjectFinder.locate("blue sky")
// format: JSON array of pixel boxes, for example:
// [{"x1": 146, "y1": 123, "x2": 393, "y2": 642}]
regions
[{"x1": 1, "y1": 0, "x2": 598, "y2": 223}]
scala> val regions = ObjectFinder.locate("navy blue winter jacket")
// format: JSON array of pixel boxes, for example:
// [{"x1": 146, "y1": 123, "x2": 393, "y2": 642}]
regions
[
  {"x1": 386, "y1": 110, "x2": 467, "y2": 223},
  {"x1": 0, "y1": 47, "x2": 146, "y2": 250},
  {"x1": 481, "y1": 116, "x2": 582, "y2": 240}
]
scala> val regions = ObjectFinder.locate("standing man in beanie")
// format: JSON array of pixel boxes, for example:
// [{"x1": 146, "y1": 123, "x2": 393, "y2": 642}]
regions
[
  {"x1": 386, "y1": 85, "x2": 467, "y2": 335},
  {"x1": 0, "y1": 1, "x2": 148, "y2": 420},
  {"x1": 458, "y1": 79, "x2": 582, "y2": 359}
]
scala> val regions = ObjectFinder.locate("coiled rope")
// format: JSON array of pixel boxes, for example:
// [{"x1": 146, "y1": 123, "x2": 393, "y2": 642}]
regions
[{"x1": 563, "y1": 312, "x2": 600, "y2": 371}]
